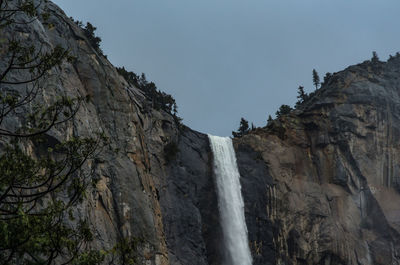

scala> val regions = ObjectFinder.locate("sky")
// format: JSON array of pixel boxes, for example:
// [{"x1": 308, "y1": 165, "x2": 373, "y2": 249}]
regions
[{"x1": 53, "y1": 0, "x2": 400, "y2": 136}]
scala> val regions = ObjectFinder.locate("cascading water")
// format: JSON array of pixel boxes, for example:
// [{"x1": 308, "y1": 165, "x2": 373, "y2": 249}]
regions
[{"x1": 208, "y1": 135, "x2": 252, "y2": 265}]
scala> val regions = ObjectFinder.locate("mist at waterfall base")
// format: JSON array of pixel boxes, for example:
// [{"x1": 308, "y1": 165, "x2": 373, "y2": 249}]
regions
[{"x1": 208, "y1": 135, "x2": 252, "y2": 265}]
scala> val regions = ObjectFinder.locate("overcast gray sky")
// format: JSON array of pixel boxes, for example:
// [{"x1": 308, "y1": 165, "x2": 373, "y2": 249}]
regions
[{"x1": 53, "y1": 0, "x2": 400, "y2": 136}]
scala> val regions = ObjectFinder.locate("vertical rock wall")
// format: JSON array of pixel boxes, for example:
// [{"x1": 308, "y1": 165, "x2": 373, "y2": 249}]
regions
[
  {"x1": 5, "y1": 1, "x2": 400, "y2": 264},
  {"x1": 234, "y1": 57, "x2": 400, "y2": 265}
]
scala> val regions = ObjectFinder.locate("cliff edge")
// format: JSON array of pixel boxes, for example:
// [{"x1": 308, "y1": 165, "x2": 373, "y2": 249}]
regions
[{"x1": 2, "y1": 1, "x2": 400, "y2": 265}]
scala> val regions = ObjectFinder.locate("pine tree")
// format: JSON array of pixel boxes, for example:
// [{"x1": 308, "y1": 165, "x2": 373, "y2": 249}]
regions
[
  {"x1": 117, "y1": 67, "x2": 179, "y2": 118},
  {"x1": 312, "y1": 69, "x2": 320, "y2": 90},
  {"x1": 232, "y1": 118, "x2": 250, "y2": 137},
  {"x1": 275, "y1": 105, "x2": 292, "y2": 118},
  {"x1": 267, "y1": 115, "x2": 273, "y2": 126},
  {"x1": 84, "y1": 22, "x2": 103, "y2": 54},
  {"x1": 296, "y1": 86, "x2": 308, "y2": 106},
  {"x1": 323, "y1": 72, "x2": 332, "y2": 86},
  {"x1": 371, "y1": 51, "x2": 379, "y2": 63}
]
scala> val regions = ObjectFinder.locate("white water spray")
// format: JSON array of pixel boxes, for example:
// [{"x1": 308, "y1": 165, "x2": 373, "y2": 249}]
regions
[{"x1": 208, "y1": 135, "x2": 252, "y2": 265}]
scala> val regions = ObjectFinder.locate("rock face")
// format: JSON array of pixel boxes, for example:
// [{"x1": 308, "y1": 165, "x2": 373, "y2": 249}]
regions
[
  {"x1": 1, "y1": 2, "x2": 181, "y2": 264},
  {"x1": 235, "y1": 58, "x2": 400, "y2": 265},
  {"x1": 3, "y1": 1, "x2": 400, "y2": 264}
]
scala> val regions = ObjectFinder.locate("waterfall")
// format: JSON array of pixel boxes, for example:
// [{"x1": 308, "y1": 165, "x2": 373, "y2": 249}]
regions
[{"x1": 208, "y1": 135, "x2": 252, "y2": 265}]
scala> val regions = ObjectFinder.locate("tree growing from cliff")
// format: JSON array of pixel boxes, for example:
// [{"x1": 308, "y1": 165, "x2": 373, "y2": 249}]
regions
[
  {"x1": 312, "y1": 69, "x2": 320, "y2": 90},
  {"x1": 275, "y1": 104, "x2": 292, "y2": 118},
  {"x1": 71, "y1": 19, "x2": 104, "y2": 55},
  {"x1": 371, "y1": 51, "x2": 380, "y2": 63},
  {"x1": 83, "y1": 22, "x2": 103, "y2": 55},
  {"x1": 0, "y1": 2, "x2": 111, "y2": 264},
  {"x1": 295, "y1": 86, "x2": 308, "y2": 107},
  {"x1": 232, "y1": 117, "x2": 250, "y2": 137},
  {"x1": 267, "y1": 115, "x2": 273, "y2": 126},
  {"x1": 322, "y1": 72, "x2": 332, "y2": 86},
  {"x1": 116, "y1": 67, "x2": 179, "y2": 118},
  {"x1": 0, "y1": 0, "x2": 41, "y2": 28}
]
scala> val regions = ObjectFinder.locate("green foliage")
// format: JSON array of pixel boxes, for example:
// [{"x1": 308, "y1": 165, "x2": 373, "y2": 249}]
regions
[
  {"x1": 267, "y1": 115, "x2": 273, "y2": 126},
  {"x1": 275, "y1": 104, "x2": 292, "y2": 118},
  {"x1": 371, "y1": 51, "x2": 380, "y2": 63},
  {"x1": 0, "y1": 2, "x2": 110, "y2": 264},
  {"x1": 83, "y1": 22, "x2": 103, "y2": 54},
  {"x1": 74, "y1": 250, "x2": 106, "y2": 265},
  {"x1": 388, "y1": 53, "x2": 400, "y2": 61},
  {"x1": 295, "y1": 86, "x2": 308, "y2": 107},
  {"x1": 72, "y1": 236, "x2": 141, "y2": 265},
  {"x1": 1, "y1": 41, "x2": 71, "y2": 85},
  {"x1": 116, "y1": 66, "x2": 179, "y2": 117},
  {"x1": 0, "y1": 118, "x2": 105, "y2": 265},
  {"x1": 0, "y1": 0, "x2": 37, "y2": 28},
  {"x1": 232, "y1": 117, "x2": 250, "y2": 138},
  {"x1": 108, "y1": 237, "x2": 142, "y2": 265},
  {"x1": 0, "y1": 3, "x2": 146, "y2": 264},
  {"x1": 71, "y1": 19, "x2": 103, "y2": 55},
  {"x1": 116, "y1": 66, "x2": 138, "y2": 86},
  {"x1": 312, "y1": 69, "x2": 320, "y2": 90},
  {"x1": 322, "y1": 72, "x2": 332, "y2": 86},
  {"x1": 294, "y1": 71, "x2": 332, "y2": 110}
]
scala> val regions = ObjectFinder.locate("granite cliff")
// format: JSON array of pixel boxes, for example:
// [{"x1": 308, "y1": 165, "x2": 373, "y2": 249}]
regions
[
  {"x1": 2, "y1": 1, "x2": 400, "y2": 264},
  {"x1": 236, "y1": 57, "x2": 400, "y2": 265}
]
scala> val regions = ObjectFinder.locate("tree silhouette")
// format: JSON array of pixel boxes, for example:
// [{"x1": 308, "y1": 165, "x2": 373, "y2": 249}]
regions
[
  {"x1": 322, "y1": 72, "x2": 332, "y2": 86},
  {"x1": 267, "y1": 115, "x2": 273, "y2": 126},
  {"x1": 296, "y1": 86, "x2": 308, "y2": 107},
  {"x1": 312, "y1": 69, "x2": 320, "y2": 90},
  {"x1": 116, "y1": 67, "x2": 178, "y2": 117},
  {"x1": 275, "y1": 104, "x2": 292, "y2": 118},
  {"x1": 371, "y1": 51, "x2": 380, "y2": 63},
  {"x1": 232, "y1": 118, "x2": 250, "y2": 138}
]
